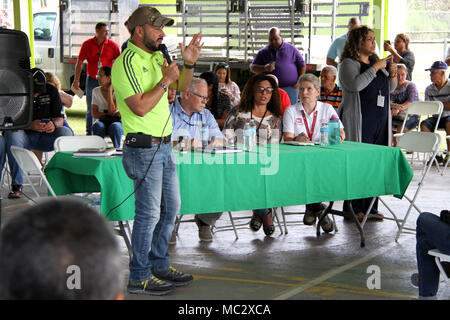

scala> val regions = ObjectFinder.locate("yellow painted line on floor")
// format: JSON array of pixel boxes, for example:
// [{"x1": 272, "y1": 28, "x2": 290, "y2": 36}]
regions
[
  {"x1": 273, "y1": 241, "x2": 398, "y2": 300},
  {"x1": 193, "y1": 275, "x2": 300, "y2": 288},
  {"x1": 193, "y1": 274, "x2": 415, "y2": 299}
]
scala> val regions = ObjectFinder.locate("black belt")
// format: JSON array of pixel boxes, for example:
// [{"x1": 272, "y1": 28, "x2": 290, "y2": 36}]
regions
[{"x1": 124, "y1": 133, "x2": 171, "y2": 148}]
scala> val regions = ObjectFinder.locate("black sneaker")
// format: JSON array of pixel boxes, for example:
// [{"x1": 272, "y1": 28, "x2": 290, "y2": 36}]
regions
[
  {"x1": 153, "y1": 266, "x2": 194, "y2": 287},
  {"x1": 8, "y1": 184, "x2": 23, "y2": 199},
  {"x1": 127, "y1": 276, "x2": 175, "y2": 296}
]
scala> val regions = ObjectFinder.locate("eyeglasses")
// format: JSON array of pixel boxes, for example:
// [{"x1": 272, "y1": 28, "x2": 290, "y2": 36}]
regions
[
  {"x1": 191, "y1": 91, "x2": 209, "y2": 102},
  {"x1": 255, "y1": 86, "x2": 274, "y2": 94},
  {"x1": 217, "y1": 63, "x2": 229, "y2": 68}
]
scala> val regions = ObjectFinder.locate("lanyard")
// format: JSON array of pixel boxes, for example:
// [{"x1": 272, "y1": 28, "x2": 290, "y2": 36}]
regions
[
  {"x1": 301, "y1": 110, "x2": 317, "y2": 141},
  {"x1": 251, "y1": 109, "x2": 268, "y2": 136}
]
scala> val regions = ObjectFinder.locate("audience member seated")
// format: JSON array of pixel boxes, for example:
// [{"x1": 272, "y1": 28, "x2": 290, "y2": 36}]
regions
[
  {"x1": 413, "y1": 211, "x2": 450, "y2": 299},
  {"x1": 283, "y1": 74, "x2": 345, "y2": 233},
  {"x1": 171, "y1": 78, "x2": 226, "y2": 242},
  {"x1": 319, "y1": 65, "x2": 342, "y2": 111},
  {"x1": 4, "y1": 68, "x2": 73, "y2": 199},
  {"x1": 223, "y1": 74, "x2": 283, "y2": 236},
  {"x1": 45, "y1": 72, "x2": 74, "y2": 133},
  {"x1": 266, "y1": 74, "x2": 291, "y2": 116},
  {"x1": 92, "y1": 66, "x2": 123, "y2": 148},
  {"x1": 390, "y1": 63, "x2": 419, "y2": 146},
  {"x1": 383, "y1": 33, "x2": 415, "y2": 80},
  {"x1": 420, "y1": 61, "x2": 450, "y2": 164},
  {"x1": 0, "y1": 198, "x2": 124, "y2": 299},
  {"x1": 200, "y1": 71, "x2": 232, "y2": 130},
  {"x1": 214, "y1": 62, "x2": 241, "y2": 107}
]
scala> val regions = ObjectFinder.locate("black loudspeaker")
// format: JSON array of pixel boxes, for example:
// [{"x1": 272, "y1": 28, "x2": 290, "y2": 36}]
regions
[{"x1": 0, "y1": 28, "x2": 33, "y2": 130}]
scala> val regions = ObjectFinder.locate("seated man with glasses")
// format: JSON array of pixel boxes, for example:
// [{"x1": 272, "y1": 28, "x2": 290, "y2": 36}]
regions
[{"x1": 170, "y1": 77, "x2": 227, "y2": 243}]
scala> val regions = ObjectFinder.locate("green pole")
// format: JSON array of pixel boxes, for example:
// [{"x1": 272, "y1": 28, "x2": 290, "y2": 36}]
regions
[
  {"x1": 28, "y1": 0, "x2": 35, "y2": 68},
  {"x1": 13, "y1": 0, "x2": 21, "y2": 30},
  {"x1": 372, "y1": 0, "x2": 388, "y2": 56}
]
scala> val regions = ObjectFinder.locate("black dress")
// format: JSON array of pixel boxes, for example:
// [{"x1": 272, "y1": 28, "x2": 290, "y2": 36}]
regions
[{"x1": 352, "y1": 60, "x2": 390, "y2": 215}]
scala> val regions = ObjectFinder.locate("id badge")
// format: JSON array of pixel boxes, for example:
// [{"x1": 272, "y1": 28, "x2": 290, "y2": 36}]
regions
[
  {"x1": 377, "y1": 91, "x2": 385, "y2": 107},
  {"x1": 98, "y1": 61, "x2": 102, "y2": 69}
]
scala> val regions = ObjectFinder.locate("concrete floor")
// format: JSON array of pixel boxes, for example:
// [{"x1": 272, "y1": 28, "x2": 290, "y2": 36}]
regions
[{"x1": 1, "y1": 154, "x2": 449, "y2": 301}]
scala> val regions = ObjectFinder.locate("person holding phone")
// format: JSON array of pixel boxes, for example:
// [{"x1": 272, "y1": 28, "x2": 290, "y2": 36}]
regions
[
  {"x1": 3, "y1": 68, "x2": 73, "y2": 199},
  {"x1": 338, "y1": 26, "x2": 397, "y2": 222},
  {"x1": 383, "y1": 33, "x2": 415, "y2": 81}
]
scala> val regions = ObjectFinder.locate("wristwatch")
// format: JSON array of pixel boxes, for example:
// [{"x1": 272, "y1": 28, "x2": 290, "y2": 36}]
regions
[
  {"x1": 157, "y1": 82, "x2": 168, "y2": 92},
  {"x1": 183, "y1": 63, "x2": 195, "y2": 69}
]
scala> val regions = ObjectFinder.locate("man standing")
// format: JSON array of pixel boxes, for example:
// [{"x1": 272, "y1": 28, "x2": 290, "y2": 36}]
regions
[
  {"x1": 4, "y1": 68, "x2": 73, "y2": 198},
  {"x1": 420, "y1": 61, "x2": 450, "y2": 163},
  {"x1": 319, "y1": 65, "x2": 342, "y2": 110},
  {"x1": 72, "y1": 22, "x2": 120, "y2": 135},
  {"x1": 250, "y1": 27, "x2": 306, "y2": 105},
  {"x1": 326, "y1": 17, "x2": 361, "y2": 67},
  {"x1": 171, "y1": 77, "x2": 226, "y2": 243},
  {"x1": 111, "y1": 6, "x2": 203, "y2": 296}
]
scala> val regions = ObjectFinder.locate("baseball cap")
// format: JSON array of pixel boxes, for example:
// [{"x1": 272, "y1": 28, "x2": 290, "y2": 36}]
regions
[
  {"x1": 425, "y1": 61, "x2": 448, "y2": 72},
  {"x1": 126, "y1": 7, "x2": 174, "y2": 32},
  {"x1": 31, "y1": 68, "x2": 46, "y2": 94}
]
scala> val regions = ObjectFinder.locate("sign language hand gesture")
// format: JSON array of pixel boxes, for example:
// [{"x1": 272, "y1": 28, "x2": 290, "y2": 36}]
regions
[{"x1": 179, "y1": 33, "x2": 203, "y2": 65}]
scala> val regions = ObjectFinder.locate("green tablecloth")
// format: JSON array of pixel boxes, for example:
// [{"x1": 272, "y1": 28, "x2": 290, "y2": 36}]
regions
[{"x1": 44, "y1": 141, "x2": 413, "y2": 222}]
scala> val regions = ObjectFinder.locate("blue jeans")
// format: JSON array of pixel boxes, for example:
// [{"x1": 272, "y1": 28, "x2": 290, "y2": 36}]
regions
[
  {"x1": 93, "y1": 121, "x2": 123, "y2": 148},
  {"x1": 122, "y1": 142, "x2": 181, "y2": 282},
  {"x1": 280, "y1": 85, "x2": 299, "y2": 105},
  {"x1": 416, "y1": 212, "x2": 450, "y2": 297},
  {"x1": 85, "y1": 76, "x2": 99, "y2": 135},
  {"x1": 4, "y1": 127, "x2": 73, "y2": 185}
]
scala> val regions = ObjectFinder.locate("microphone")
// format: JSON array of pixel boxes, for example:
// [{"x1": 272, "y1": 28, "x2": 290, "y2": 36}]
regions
[
  {"x1": 158, "y1": 44, "x2": 172, "y2": 65},
  {"x1": 381, "y1": 68, "x2": 389, "y2": 77}
]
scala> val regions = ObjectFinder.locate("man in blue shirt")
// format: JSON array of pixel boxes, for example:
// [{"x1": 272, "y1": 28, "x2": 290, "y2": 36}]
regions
[
  {"x1": 326, "y1": 17, "x2": 361, "y2": 67},
  {"x1": 171, "y1": 77, "x2": 226, "y2": 149},
  {"x1": 171, "y1": 77, "x2": 226, "y2": 243}
]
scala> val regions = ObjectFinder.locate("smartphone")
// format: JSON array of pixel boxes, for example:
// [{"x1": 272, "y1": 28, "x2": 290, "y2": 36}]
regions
[
  {"x1": 40, "y1": 118, "x2": 50, "y2": 123},
  {"x1": 384, "y1": 40, "x2": 391, "y2": 45}
]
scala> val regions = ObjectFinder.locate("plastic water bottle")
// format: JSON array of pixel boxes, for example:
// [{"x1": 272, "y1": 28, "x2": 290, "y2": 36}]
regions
[
  {"x1": 201, "y1": 122, "x2": 209, "y2": 149},
  {"x1": 243, "y1": 122, "x2": 252, "y2": 151},
  {"x1": 328, "y1": 116, "x2": 340, "y2": 145},
  {"x1": 320, "y1": 120, "x2": 328, "y2": 146},
  {"x1": 249, "y1": 119, "x2": 257, "y2": 147}
]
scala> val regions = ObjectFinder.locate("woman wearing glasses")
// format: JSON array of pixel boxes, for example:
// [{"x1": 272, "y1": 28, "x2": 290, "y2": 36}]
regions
[
  {"x1": 223, "y1": 74, "x2": 282, "y2": 236},
  {"x1": 283, "y1": 73, "x2": 345, "y2": 233},
  {"x1": 199, "y1": 72, "x2": 232, "y2": 130},
  {"x1": 213, "y1": 62, "x2": 241, "y2": 107}
]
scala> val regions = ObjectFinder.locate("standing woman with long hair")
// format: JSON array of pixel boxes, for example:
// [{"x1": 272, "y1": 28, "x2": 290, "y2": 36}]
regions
[{"x1": 338, "y1": 25, "x2": 397, "y2": 222}]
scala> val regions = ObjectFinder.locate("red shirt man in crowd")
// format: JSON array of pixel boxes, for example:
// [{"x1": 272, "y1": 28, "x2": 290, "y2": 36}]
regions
[{"x1": 72, "y1": 22, "x2": 120, "y2": 135}]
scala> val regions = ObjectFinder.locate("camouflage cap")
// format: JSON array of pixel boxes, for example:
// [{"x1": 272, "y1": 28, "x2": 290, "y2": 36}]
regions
[{"x1": 126, "y1": 7, "x2": 174, "y2": 31}]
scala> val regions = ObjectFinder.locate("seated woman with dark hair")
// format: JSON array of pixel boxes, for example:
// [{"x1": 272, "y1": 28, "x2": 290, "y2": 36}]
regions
[
  {"x1": 223, "y1": 74, "x2": 283, "y2": 236},
  {"x1": 390, "y1": 63, "x2": 419, "y2": 146},
  {"x1": 92, "y1": 66, "x2": 123, "y2": 148},
  {"x1": 213, "y1": 62, "x2": 241, "y2": 107},
  {"x1": 199, "y1": 71, "x2": 232, "y2": 129}
]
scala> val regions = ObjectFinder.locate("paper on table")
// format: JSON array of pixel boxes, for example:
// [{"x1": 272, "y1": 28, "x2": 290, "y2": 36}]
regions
[{"x1": 71, "y1": 83, "x2": 84, "y2": 98}]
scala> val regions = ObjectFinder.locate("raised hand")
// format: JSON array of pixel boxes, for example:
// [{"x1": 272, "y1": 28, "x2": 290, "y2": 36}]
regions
[{"x1": 179, "y1": 33, "x2": 203, "y2": 65}]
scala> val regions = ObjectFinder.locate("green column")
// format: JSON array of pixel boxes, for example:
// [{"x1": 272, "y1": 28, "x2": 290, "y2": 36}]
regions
[
  {"x1": 372, "y1": 0, "x2": 389, "y2": 57},
  {"x1": 12, "y1": 0, "x2": 34, "y2": 68}
]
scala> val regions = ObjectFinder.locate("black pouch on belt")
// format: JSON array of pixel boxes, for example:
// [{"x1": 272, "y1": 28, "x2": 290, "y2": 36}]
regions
[{"x1": 125, "y1": 133, "x2": 153, "y2": 148}]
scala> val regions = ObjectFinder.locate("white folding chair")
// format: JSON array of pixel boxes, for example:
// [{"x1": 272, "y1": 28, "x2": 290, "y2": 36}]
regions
[
  {"x1": 395, "y1": 101, "x2": 443, "y2": 136},
  {"x1": 442, "y1": 135, "x2": 450, "y2": 176},
  {"x1": 10, "y1": 146, "x2": 57, "y2": 199},
  {"x1": 394, "y1": 101, "x2": 443, "y2": 170},
  {"x1": 428, "y1": 249, "x2": 450, "y2": 299},
  {"x1": 54, "y1": 135, "x2": 108, "y2": 152},
  {"x1": 380, "y1": 132, "x2": 441, "y2": 242}
]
